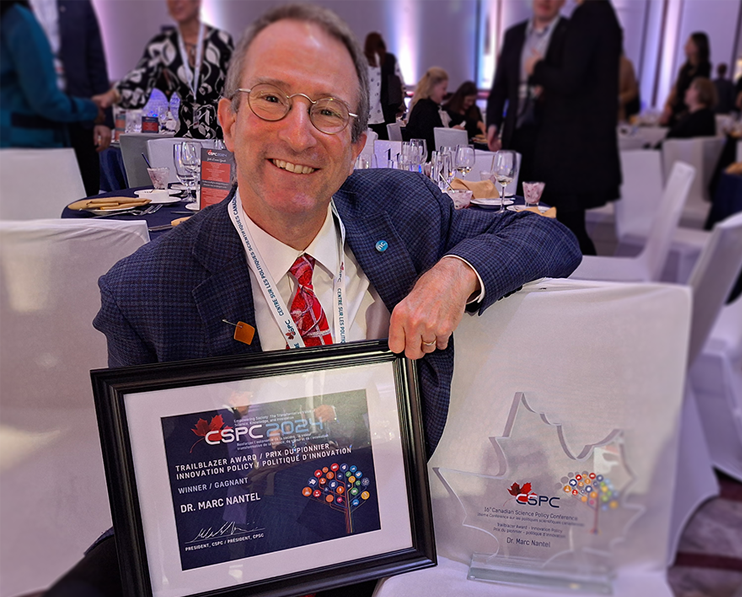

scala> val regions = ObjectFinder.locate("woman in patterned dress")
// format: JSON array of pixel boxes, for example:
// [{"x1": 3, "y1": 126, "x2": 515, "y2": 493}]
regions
[{"x1": 95, "y1": 0, "x2": 232, "y2": 139}]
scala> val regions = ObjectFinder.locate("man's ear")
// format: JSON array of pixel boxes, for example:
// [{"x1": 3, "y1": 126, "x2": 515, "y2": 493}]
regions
[
  {"x1": 348, "y1": 132, "x2": 367, "y2": 175},
  {"x1": 218, "y1": 97, "x2": 237, "y2": 152}
]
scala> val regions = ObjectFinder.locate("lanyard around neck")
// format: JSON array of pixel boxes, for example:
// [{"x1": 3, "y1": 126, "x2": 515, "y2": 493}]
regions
[
  {"x1": 177, "y1": 22, "x2": 205, "y2": 100},
  {"x1": 228, "y1": 196, "x2": 348, "y2": 348}
]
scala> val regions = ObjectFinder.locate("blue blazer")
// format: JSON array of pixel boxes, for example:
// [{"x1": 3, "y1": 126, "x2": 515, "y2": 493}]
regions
[{"x1": 94, "y1": 169, "x2": 581, "y2": 454}]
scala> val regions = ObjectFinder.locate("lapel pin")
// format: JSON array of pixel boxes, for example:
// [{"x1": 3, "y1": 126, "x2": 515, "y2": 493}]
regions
[
  {"x1": 375, "y1": 240, "x2": 388, "y2": 252},
  {"x1": 223, "y1": 319, "x2": 255, "y2": 345}
]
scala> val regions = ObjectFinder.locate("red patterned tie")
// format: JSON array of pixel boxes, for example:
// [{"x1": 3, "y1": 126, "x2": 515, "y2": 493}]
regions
[{"x1": 288, "y1": 254, "x2": 333, "y2": 347}]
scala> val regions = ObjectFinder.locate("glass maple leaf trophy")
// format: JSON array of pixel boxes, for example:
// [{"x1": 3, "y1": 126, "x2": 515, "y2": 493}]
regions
[{"x1": 434, "y1": 393, "x2": 642, "y2": 594}]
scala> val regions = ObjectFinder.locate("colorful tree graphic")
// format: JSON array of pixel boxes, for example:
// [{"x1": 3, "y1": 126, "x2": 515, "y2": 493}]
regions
[
  {"x1": 561, "y1": 471, "x2": 619, "y2": 534},
  {"x1": 301, "y1": 462, "x2": 373, "y2": 534}
]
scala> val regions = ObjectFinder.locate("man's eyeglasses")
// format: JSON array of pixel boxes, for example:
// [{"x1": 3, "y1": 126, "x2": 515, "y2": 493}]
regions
[{"x1": 234, "y1": 83, "x2": 357, "y2": 135}]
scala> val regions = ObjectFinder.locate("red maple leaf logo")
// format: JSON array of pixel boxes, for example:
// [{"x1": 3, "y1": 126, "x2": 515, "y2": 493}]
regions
[
  {"x1": 190, "y1": 415, "x2": 231, "y2": 453},
  {"x1": 508, "y1": 482, "x2": 521, "y2": 497}
]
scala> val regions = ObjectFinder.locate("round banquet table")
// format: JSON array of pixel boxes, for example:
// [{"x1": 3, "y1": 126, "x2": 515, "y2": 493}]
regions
[{"x1": 61, "y1": 186, "x2": 198, "y2": 239}]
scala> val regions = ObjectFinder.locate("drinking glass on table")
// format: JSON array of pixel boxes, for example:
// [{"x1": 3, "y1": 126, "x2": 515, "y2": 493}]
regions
[
  {"x1": 409, "y1": 139, "x2": 427, "y2": 172},
  {"x1": 173, "y1": 141, "x2": 200, "y2": 209},
  {"x1": 522, "y1": 181, "x2": 546, "y2": 211},
  {"x1": 493, "y1": 150, "x2": 516, "y2": 212},
  {"x1": 156, "y1": 105, "x2": 169, "y2": 134},
  {"x1": 431, "y1": 151, "x2": 454, "y2": 190},
  {"x1": 454, "y1": 145, "x2": 475, "y2": 179}
]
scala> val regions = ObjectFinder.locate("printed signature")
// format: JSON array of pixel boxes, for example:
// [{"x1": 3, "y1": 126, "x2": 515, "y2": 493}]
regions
[{"x1": 186, "y1": 521, "x2": 262, "y2": 543}]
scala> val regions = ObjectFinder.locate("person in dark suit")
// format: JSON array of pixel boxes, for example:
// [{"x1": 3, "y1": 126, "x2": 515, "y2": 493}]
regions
[
  {"x1": 485, "y1": 0, "x2": 567, "y2": 194},
  {"x1": 525, "y1": 0, "x2": 622, "y2": 256},
  {"x1": 44, "y1": 5, "x2": 580, "y2": 597},
  {"x1": 30, "y1": 0, "x2": 113, "y2": 196},
  {"x1": 712, "y1": 63, "x2": 735, "y2": 115}
]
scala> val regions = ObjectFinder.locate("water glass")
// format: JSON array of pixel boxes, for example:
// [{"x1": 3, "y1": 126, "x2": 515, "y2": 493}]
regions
[
  {"x1": 522, "y1": 181, "x2": 546, "y2": 209},
  {"x1": 147, "y1": 167, "x2": 169, "y2": 190}
]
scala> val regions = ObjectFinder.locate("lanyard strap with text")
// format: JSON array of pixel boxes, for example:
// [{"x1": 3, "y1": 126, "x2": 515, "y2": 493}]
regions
[
  {"x1": 228, "y1": 196, "x2": 348, "y2": 348},
  {"x1": 177, "y1": 22, "x2": 205, "y2": 100}
]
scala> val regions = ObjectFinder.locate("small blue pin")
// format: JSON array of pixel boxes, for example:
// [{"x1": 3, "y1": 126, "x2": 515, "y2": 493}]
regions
[{"x1": 375, "y1": 240, "x2": 388, "y2": 252}]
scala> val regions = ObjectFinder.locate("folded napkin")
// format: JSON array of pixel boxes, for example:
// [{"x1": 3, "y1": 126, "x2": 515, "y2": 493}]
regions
[
  {"x1": 725, "y1": 162, "x2": 742, "y2": 175},
  {"x1": 171, "y1": 216, "x2": 191, "y2": 226},
  {"x1": 67, "y1": 197, "x2": 151, "y2": 211},
  {"x1": 450, "y1": 178, "x2": 498, "y2": 198},
  {"x1": 521, "y1": 206, "x2": 557, "y2": 218}
]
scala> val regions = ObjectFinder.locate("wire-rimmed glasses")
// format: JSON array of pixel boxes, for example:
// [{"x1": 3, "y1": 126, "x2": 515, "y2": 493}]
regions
[{"x1": 234, "y1": 83, "x2": 357, "y2": 134}]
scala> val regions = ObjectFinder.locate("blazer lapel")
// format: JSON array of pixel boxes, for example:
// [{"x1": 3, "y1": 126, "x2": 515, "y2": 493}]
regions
[
  {"x1": 335, "y1": 193, "x2": 418, "y2": 314},
  {"x1": 190, "y1": 198, "x2": 263, "y2": 356}
]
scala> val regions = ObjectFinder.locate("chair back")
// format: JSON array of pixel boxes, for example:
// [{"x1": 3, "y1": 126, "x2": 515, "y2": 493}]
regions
[
  {"x1": 661, "y1": 137, "x2": 725, "y2": 225},
  {"x1": 147, "y1": 137, "x2": 216, "y2": 183},
  {"x1": 386, "y1": 122, "x2": 404, "y2": 142},
  {"x1": 0, "y1": 148, "x2": 85, "y2": 219},
  {"x1": 686, "y1": 211, "x2": 742, "y2": 365},
  {"x1": 380, "y1": 279, "x2": 691, "y2": 594},
  {"x1": 0, "y1": 218, "x2": 149, "y2": 595},
  {"x1": 614, "y1": 149, "x2": 664, "y2": 240},
  {"x1": 737, "y1": 140, "x2": 742, "y2": 163},
  {"x1": 639, "y1": 161, "x2": 695, "y2": 280},
  {"x1": 433, "y1": 127, "x2": 468, "y2": 152}
]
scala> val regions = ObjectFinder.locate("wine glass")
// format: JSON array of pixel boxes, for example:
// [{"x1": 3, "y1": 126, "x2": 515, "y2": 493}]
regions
[
  {"x1": 173, "y1": 141, "x2": 200, "y2": 209},
  {"x1": 493, "y1": 150, "x2": 516, "y2": 212},
  {"x1": 431, "y1": 151, "x2": 454, "y2": 190},
  {"x1": 522, "y1": 181, "x2": 546, "y2": 211},
  {"x1": 454, "y1": 145, "x2": 475, "y2": 179},
  {"x1": 409, "y1": 139, "x2": 427, "y2": 172}
]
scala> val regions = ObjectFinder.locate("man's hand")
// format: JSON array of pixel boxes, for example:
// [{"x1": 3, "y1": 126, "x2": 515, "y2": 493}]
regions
[
  {"x1": 93, "y1": 125, "x2": 112, "y2": 152},
  {"x1": 388, "y1": 257, "x2": 481, "y2": 360},
  {"x1": 92, "y1": 89, "x2": 117, "y2": 110},
  {"x1": 487, "y1": 124, "x2": 501, "y2": 152}
]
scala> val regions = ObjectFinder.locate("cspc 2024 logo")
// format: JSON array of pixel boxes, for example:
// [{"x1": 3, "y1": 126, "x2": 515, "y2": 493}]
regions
[{"x1": 508, "y1": 481, "x2": 561, "y2": 508}]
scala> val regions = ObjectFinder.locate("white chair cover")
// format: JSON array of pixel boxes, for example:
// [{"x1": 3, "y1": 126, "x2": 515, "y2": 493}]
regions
[
  {"x1": 570, "y1": 162, "x2": 695, "y2": 282},
  {"x1": 0, "y1": 148, "x2": 85, "y2": 220},
  {"x1": 0, "y1": 219, "x2": 149, "y2": 596},
  {"x1": 386, "y1": 122, "x2": 403, "y2": 142},
  {"x1": 375, "y1": 279, "x2": 691, "y2": 597},
  {"x1": 691, "y1": 291, "x2": 742, "y2": 480},
  {"x1": 147, "y1": 137, "x2": 216, "y2": 184},
  {"x1": 666, "y1": 214, "x2": 742, "y2": 553},
  {"x1": 433, "y1": 127, "x2": 468, "y2": 152},
  {"x1": 613, "y1": 150, "x2": 708, "y2": 283},
  {"x1": 661, "y1": 137, "x2": 725, "y2": 228}
]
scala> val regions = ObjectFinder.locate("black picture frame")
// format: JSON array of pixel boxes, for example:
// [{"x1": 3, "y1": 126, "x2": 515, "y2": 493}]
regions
[{"x1": 92, "y1": 340, "x2": 435, "y2": 597}]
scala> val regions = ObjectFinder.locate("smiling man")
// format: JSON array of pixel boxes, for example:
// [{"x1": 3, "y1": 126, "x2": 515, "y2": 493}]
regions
[
  {"x1": 45, "y1": 5, "x2": 580, "y2": 597},
  {"x1": 93, "y1": 3, "x2": 580, "y2": 456}
]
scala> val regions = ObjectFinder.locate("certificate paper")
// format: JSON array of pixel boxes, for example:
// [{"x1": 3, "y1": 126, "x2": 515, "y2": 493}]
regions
[{"x1": 162, "y1": 391, "x2": 381, "y2": 571}]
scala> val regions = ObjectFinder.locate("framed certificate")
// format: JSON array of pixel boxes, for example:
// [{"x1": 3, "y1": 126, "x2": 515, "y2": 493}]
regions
[{"x1": 92, "y1": 340, "x2": 435, "y2": 597}]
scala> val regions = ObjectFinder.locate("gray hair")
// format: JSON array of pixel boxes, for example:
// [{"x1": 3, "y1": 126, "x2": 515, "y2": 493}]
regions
[{"x1": 224, "y1": 4, "x2": 369, "y2": 143}]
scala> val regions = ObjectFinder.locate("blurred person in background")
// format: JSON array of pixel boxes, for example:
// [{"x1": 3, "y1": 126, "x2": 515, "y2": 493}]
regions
[
  {"x1": 443, "y1": 81, "x2": 485, "y2": 140},
  {"x1": 486, "y1": 0, "x2": 567, "y2": 193},
  {"x1": 30, "y1": 0, "x2": 113, "y2": 196},
  {"x1": 663, "y1": 77, "x2": 717, "y2": 141},
  {"x1": 618, "y1": 51, "x2": 639, "y2": 122},
  {"x1": 713, "y1": 63, "x2": 735, "y2": 114},
  {"x1": 364, "y1": 31, "x2": 405, "y2": 140},
  {"x1": 660, "y1": 31, "x2": 711, "y2": 126},
  {"x1": 94, "y1": 0, "x2": 233, "y2": 139},
  {"x1": 526, "y1": 0, "x2": 622, "y2": 256},
  {"x1": 405, "y1": 66, "x2": 449, "y2": 159},
  {"x1": 0, "y1": 0, "x2": 101, "y2": 149}
]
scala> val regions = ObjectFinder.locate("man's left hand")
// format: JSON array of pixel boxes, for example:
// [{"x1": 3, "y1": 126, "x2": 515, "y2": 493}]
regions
[
  {"x1": 388, "y1": 257, "x2": 481, "y2": 360},
  {"x1": 94, "y1": 125, "x2": 112, "y2": 152}
]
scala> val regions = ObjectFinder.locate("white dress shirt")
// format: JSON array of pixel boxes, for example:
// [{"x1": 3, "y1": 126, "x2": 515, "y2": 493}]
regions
[{"x1": 234, "y1": 191, "x2": 391, "y2": 351}]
